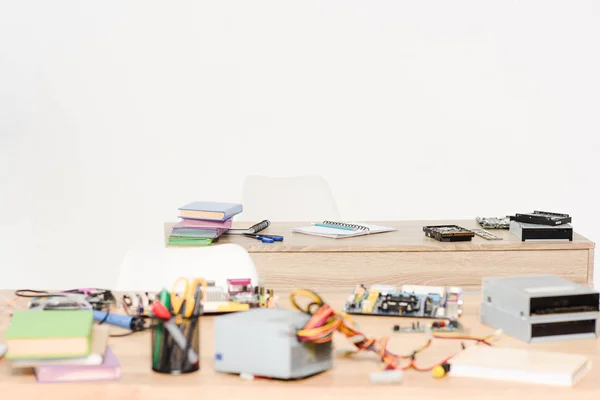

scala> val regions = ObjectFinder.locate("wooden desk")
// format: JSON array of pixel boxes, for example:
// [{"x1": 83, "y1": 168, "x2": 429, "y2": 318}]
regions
[
  {"x1": 1, "y1": 292, "x2": 599, "y2": 400},
  {"x1": 164, "y1": 220, "x2": 596, "y2": 292}
]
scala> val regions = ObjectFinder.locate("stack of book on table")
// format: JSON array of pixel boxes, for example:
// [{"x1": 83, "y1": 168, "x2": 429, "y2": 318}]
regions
[
  {"x1": 168, "y1": 201, "x2": 243, "y2": 246},
  {"x1": 5, "y1": 310, "x2": 121, "y2": 383}
]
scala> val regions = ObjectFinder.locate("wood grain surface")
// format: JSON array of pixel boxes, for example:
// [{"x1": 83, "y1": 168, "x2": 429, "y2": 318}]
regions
[
  {"x1": 164, "y1": 221, "x2": 596, "y2": 289},
  {"x1": 165, "y1": 220, "x2": 595, "y2": 252},
  {"x1": 252, "y1": 249, "x2": 590, "y2": 292},
  {"x1": 1, "y1": 291, "x2": 599, "y2": 400}
]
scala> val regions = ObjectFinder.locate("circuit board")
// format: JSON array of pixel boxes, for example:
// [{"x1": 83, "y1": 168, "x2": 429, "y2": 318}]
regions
[
  {"x1": 201, "y1": 279, "x2": 276, "y2": 313},
  {"x1": 343, "y1": 284, "x2": 463, "y2": 320},
  {"x1": 392, "y1": 319, "x2": 463, "y2": 333},
  {"x1": 476, "y1": 216, "x2": 510, "y2": 229}
]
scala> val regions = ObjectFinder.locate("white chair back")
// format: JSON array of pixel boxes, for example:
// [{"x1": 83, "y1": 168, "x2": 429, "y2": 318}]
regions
[
  {"x1": 114, "y1": 243, "x2": 258, "y2": 292},
  {"x1": 240, "y1": 175, "x2": 340, "y2": 222}
]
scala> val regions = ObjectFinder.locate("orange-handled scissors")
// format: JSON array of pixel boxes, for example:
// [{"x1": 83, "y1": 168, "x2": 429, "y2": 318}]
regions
[{"x1": 170, "y1": 277, "x2": 207, "y2": 317}]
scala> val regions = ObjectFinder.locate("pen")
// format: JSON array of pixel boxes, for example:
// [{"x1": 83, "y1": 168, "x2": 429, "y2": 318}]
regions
[
  {"x1": 163, "y1": 320, "x2": 198, "y2": 364},
  {"x1": 153, "y1": 289, "x2": 170, "y2": 369},
  {"x1": 181, "y1": 284, "x2": 204, "y2": 370},
  {"x1": 152, "y1": 301, "x2": 199, "y2": 368},
  {"x1": 314, "y1": 223, "x2": 354, "y2": 231},
  {"x1": 160, "y1": 291, "x2": 173, "y2": 370},
  {"x1": 170, "y1": 298, "x2": 187, "y2": 368}
]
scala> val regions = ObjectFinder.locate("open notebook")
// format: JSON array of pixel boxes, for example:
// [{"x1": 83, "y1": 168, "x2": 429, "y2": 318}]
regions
[{"x1": 293, "y1": 221, "x2": 396, "y2": 239}]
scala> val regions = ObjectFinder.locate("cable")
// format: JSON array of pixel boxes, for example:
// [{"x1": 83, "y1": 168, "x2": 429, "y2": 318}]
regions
[
  {"x1": 15, "y1": 290, "x2": 63, "y2": 298},
  {"x1": 290, "y1": 289, "x2": 497, "y2": 374}
]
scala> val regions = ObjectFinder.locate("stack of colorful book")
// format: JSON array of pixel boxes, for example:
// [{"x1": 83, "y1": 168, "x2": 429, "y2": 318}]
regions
[
  {"x1": 5, "y1": 310, "x2": 121, "y2": 383},
  {"x1": 168, "y1": 201, "x2": 243, "y2": 246}
]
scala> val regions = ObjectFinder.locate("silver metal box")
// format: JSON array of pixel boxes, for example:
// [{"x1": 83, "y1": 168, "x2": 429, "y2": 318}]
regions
[
  {"x1": 213, "y1": 308, "x2": 333, "y2": 379},
  {"x1": 481, "y1": 275, "x2": 599, "y2": 343},
  {"x1": 510, "y1": 220, "x2": 573, "y2": 241}
]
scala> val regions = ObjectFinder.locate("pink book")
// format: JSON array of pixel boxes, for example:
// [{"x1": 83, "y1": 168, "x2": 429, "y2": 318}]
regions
[
  {"x1": 34, "y1": 347, "x2": 121, "y2": 383},
  {"x1": 174, "y1": 218, "x2": 233, "y2": 230}
]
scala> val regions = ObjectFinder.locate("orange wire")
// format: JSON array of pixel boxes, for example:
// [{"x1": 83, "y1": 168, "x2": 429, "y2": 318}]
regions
[{"x1": 293, "y1": 291, "x2": 493, "y2": 372}]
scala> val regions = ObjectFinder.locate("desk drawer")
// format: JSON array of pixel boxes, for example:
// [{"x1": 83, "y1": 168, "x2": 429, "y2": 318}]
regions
[{"x1": 250, "y1": 250, "x2": 589, "y2": 293}]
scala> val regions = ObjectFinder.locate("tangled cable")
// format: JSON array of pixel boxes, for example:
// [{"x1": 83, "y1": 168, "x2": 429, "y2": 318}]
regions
[{"x1": 290, "y1": 289, "x2": 498, "y2": 374}]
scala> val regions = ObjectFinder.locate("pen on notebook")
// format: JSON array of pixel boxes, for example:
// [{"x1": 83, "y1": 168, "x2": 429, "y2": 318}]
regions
[{"x1": 313, "y1": 223, "x2": 355, "y2": 231}]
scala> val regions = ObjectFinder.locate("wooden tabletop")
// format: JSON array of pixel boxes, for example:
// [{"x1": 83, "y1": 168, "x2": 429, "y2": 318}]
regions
[
  {"x1": 1, "y1": 291, "x2": 599, "y2": 399},
  {"x1": 164, "y1": 220, "x2": 595, "y2": 252}
]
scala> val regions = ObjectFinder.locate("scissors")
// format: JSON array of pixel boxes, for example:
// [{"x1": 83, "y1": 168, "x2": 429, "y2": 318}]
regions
[
  {"x1": 243, "y1": 233, "x2": 284, "y2": 243},
  {"x1": 170, "y1": 278, "x2": 207, "y2": 317}
]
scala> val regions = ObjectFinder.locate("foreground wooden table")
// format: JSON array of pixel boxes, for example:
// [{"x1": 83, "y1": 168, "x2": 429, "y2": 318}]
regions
[
  {"x1": 1, "y1": 292, "x2": 599, "y2": 399},
  {"x1": 164, "y1": 220, "x2": 596, "y2": 292}
]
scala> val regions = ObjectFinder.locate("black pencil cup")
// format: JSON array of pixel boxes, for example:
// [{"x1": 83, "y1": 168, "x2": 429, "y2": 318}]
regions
[{"x1": 151, "y1": 316, "x2": 200, "y2": 374}]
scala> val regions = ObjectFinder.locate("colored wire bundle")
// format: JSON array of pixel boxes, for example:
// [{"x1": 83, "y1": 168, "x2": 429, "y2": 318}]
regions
[{"x1": 290, "y1": 289, "x2": 497, "y2": 373}]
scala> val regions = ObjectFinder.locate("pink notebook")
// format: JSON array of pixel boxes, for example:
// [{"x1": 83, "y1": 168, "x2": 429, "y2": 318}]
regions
[
  {"x1": 174, "y1": 218, "x2": 233, "y2": 229},
  {"x1": 34, "y1": 347, "x2": 121, "y2": 383}
]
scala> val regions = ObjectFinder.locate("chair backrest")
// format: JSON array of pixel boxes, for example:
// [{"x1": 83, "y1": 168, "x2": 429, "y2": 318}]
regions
[
  {"x1": 240, "y1": 175, "x2": 341, "y2": 222},
  {"x1": 113, "y1": 244, "x2": 258, "y2": 292}
]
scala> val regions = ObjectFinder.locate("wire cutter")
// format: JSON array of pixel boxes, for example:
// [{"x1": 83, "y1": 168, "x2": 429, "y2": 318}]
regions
[{"x1": 244, "y1": 233, "x2": 284, "y2": 243}]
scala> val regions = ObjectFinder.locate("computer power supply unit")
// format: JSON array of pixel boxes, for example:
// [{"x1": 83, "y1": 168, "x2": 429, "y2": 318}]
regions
[
  {"x1": 481, "y1": 275, "x2": 599, "y2": 343},
  {"x1": 213, "y1": 308, "x2": 333, "y2": 379},
  {"x1": 509, "y1": 220, "x2": 573, "y2": 241}
]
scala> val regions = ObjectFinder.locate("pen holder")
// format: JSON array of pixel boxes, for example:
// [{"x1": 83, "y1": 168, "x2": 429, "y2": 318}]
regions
[{"x1": 151, "y1": 316, "x2": 200, "y2": 375}]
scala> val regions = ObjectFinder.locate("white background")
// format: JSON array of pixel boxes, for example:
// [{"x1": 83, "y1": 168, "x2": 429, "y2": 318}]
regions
[{"x1": 1, "y1": 1, "x2": 598, "y2": 289}]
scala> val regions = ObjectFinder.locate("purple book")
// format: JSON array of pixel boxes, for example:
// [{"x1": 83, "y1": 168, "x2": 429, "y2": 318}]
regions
[{"x1": 34, "y1": 347, "x2": 121, "y2": 383}]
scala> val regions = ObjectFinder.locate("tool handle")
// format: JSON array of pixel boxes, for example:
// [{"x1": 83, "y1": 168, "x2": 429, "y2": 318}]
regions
[{"x1": 93, "y1": 310, "x2": 134, "y2": 330}]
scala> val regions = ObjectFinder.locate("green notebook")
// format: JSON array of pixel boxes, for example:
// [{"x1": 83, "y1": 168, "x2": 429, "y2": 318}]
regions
[
  {"x1": 5, "y1": 310, "x2": 93, "y2": 359},
  {"x1": 167, "y1": 236, "x2": 213, "y2": 246}
]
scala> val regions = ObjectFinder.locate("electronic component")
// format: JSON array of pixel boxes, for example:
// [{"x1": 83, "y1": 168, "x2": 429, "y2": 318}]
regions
[
  {"x1": 391, "y1": 320, "x2": 462, "y2": 333},
  {"x1": 509, "y1": 221, "x2": 573, "y2": 241},
  {"x1": 292, "y1": 289, "x2": 493, "y2": 376},
  {"x1": 423, "y1": 225, "x2": 474, "y2": 242},
  {"x1": 471, "y1": 228, "x2": 503, "y2": 240},
  {"x1": 481, "y1": 275, "x2": 599, "y2": 343},
  {"x1": 510, "y1": 211, "x2": 571, "y2": 226},
  {"x1": 28, "y1": 295, "x2": 92, "y2": 311},
  {"x1": 344, "y1": 284, "x2": 463, "y2": 320},
  {"x1": 24, "y1": 289, "x2": 116, "y2": 311},
  {"x1": 118, "y1": 280, "x2": 276, "y2": 315},
  {"x1": 199, "y1": 279, "x2": 276, "y2": 313},
  {"x1": 370, "y1": 370, "x2": 404, "y2": 385},
  {"x1": 432, "y1": 363, "x2": 450, "y2": 379},
  {"x1": 213, "y1": 309, "x2": 333, "y2": 379},
  {"x1": 476, "y1": 216, "x2": 510, "y2": 229}
]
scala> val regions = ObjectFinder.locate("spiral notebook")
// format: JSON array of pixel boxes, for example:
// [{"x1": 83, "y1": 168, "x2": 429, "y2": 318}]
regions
[{"x1": 293, "y1": 221, "x2": 396, "y2": 239}]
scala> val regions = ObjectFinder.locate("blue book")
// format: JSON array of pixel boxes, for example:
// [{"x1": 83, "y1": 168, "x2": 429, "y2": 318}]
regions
[{"x1": 178, "y1": 201, "x2": 243, "y2": 221}]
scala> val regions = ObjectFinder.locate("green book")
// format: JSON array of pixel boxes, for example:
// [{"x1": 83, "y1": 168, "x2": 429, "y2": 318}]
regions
[
  {"x1": 5, "y1": 310, "x2": 93, "y2": 359},
  {"x1": 167, "y1": 236, "x2": 213, "y2": 246}
]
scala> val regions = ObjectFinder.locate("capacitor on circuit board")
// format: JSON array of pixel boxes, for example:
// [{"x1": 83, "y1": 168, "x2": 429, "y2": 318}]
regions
[{"x1": 259, "y1": 287, "x2": 266, "y2": 307}]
